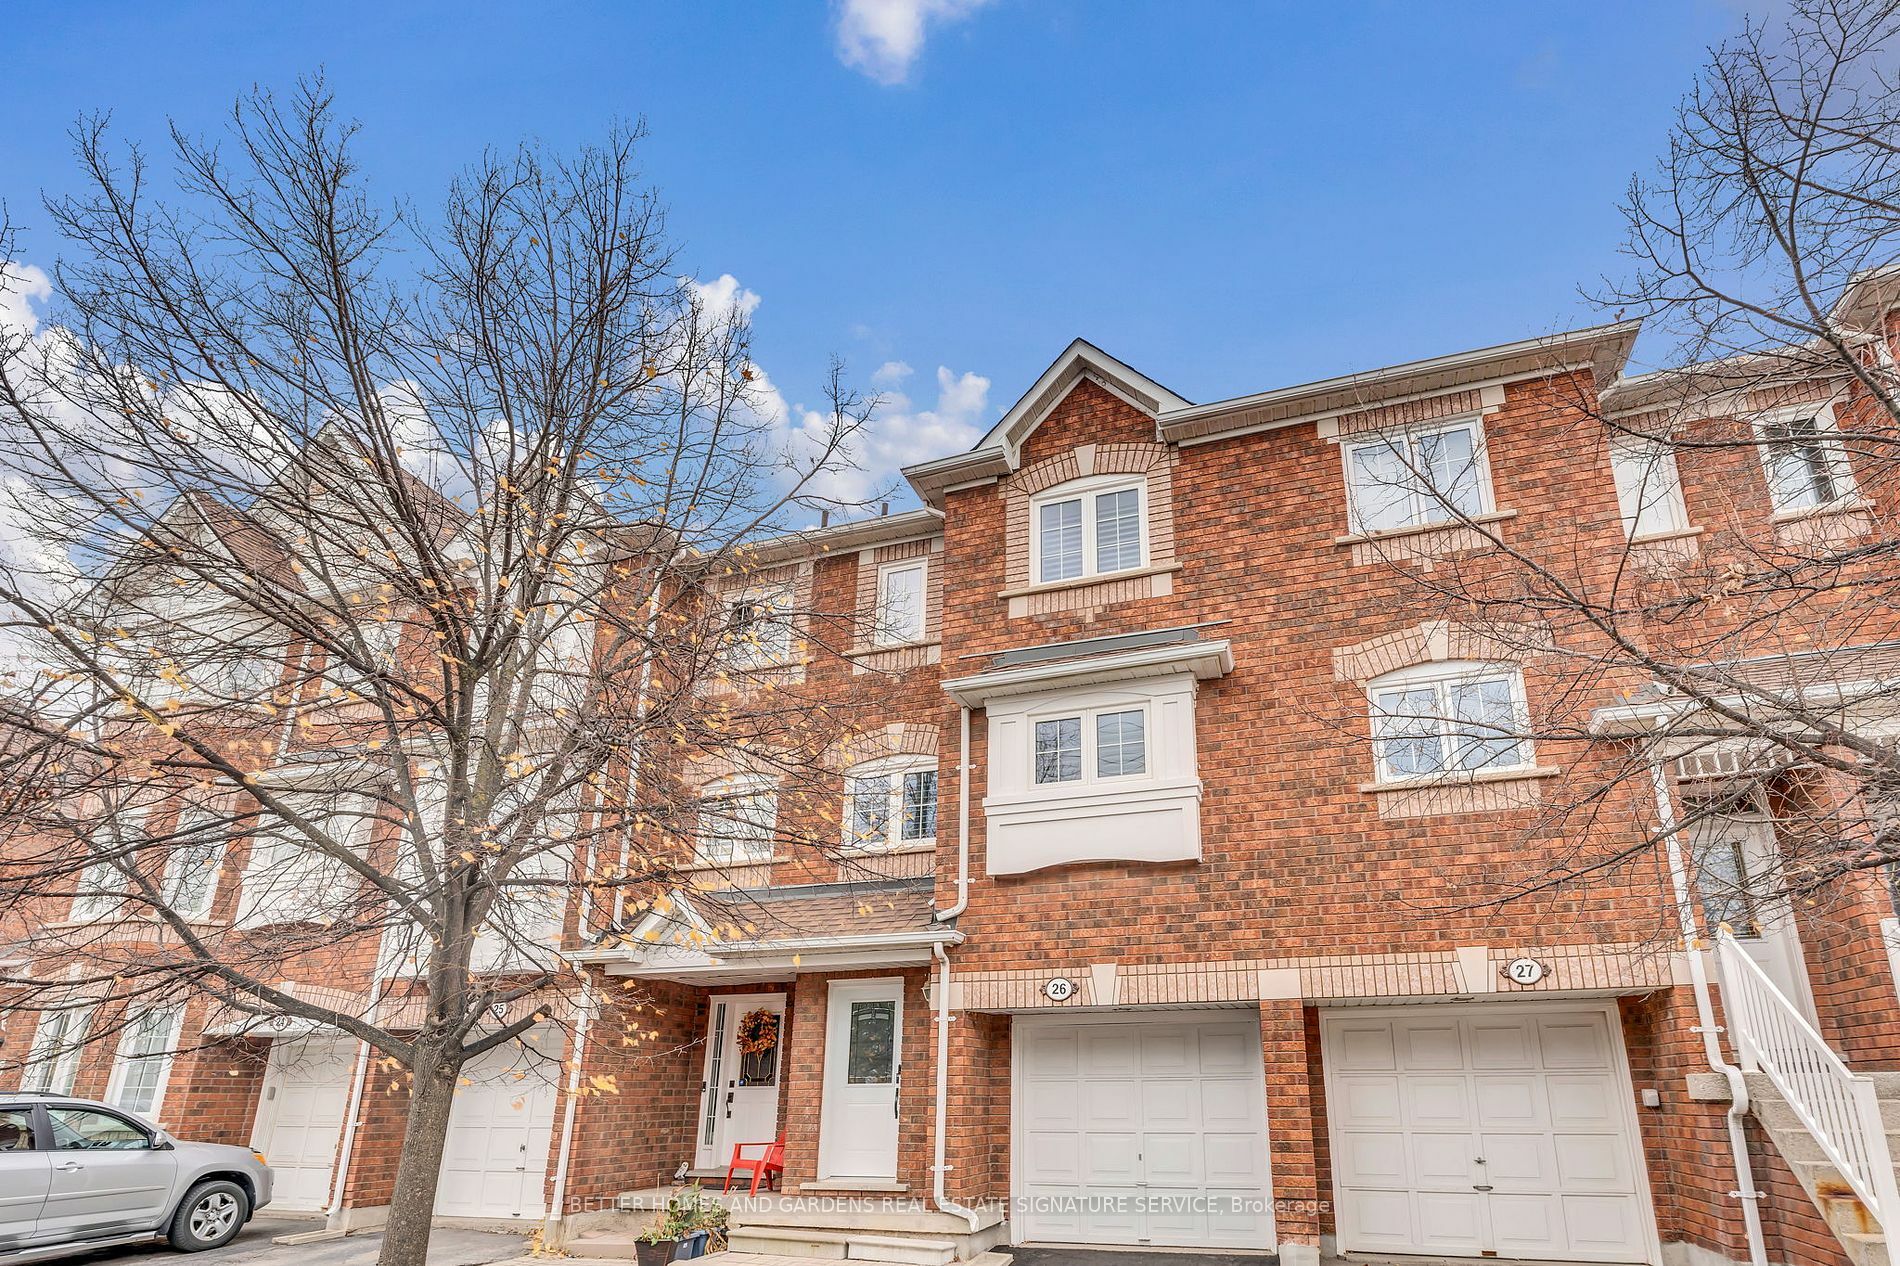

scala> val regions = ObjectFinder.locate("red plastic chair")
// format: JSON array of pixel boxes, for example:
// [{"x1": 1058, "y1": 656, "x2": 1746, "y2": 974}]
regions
[{"x1": 723, "y1": 1135, "x2": 786, "y2": 1194}]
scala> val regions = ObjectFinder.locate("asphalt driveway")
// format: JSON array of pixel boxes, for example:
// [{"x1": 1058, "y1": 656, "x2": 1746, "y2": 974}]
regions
[{"x1": 57, "y1": 1216, "x2": 531, "y2": 1266}]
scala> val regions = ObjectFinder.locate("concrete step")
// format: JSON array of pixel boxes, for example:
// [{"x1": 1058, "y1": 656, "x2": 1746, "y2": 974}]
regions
[
  {"x1": 1761, "y1": 1120, "x2": 1900, "y2": 1164},
  {"x1": 725, "y1": 1226, "x2": 957, "y2": 1265},
  {"x1": 566, "y1": 1232, "x2": 646, "y2": 1259},
  {"x1": 1843, "y1": 1232, "x2": 1892, "y2": 1266}
]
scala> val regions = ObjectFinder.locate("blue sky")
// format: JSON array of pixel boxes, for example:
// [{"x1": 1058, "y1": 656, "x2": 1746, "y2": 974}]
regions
[{"x1": 0, "y1": 0, "x2": 1754, "y2": 498}]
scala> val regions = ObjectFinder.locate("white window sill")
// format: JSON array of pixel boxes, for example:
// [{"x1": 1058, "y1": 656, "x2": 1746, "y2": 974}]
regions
[
  {"x1": 680, "y1": 855, "x2": 782, "y2": 873},
  {"x1": 1629, "y1": 525, "x2": 1704, "y2": 545},
  {"x1": 1771, "y1": 495, "x2": 1872, "y2": 524},
  {"x1": 1335, "y1": 509, "x2": 1517, "y2": 547},
  {"x1": 997, "y1": 562, "x2": 1182, "y2": 601},
  {"x1": 1360, "y1": 765, "x2": 1561, "y2": 794}
]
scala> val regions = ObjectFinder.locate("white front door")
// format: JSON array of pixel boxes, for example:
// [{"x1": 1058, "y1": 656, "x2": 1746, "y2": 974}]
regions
[
  {"x1": 693, "y1": 993, "x2": 786, "y2": 1171},
  {"x1": 435, "y1": 1031, "x2": 560, "y2": 1220},
  {"x1": 251, "y1": 1037, "x2": 357, "y2": 1213},
  {"x1": 1324, "y1": 1006, "x2": 1655, "y2": 1264},
  {"x1": 1014, "y1": 1014, "x2": 1275, "y2": 1250},
  {"x1": 1687, "y1": 804, "x2": 1819, "y2": 1022},
  {"x1": 818, "y1": 978, "x2": 902, "y2": 1181}
]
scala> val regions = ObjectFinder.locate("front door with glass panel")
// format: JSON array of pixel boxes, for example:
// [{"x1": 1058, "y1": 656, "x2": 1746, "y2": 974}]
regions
[
  {"x1": 694, "y1": 993, "x2": 785, "y2": 1171},
  {"x1": 819, "y1": 978, "x2": 901, "y2": 1180},
  {"x1": 1687, "y1": 791, "x2": 1818, "y2": 1021}
]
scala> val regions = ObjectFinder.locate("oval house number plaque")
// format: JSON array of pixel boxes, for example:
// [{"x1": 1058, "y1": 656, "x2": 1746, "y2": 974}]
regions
[
  {"x1": 1503, "y1": 958, "x2": 1546, "y2": 986},
  {"x1": 1043, "y1": 977, "x2": 1077, "y2": 1002}
]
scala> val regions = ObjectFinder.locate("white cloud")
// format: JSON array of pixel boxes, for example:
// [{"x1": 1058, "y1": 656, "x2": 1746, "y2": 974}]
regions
[
  {"x1": 833, "y1": 0, "x2": 992, "y2": 86},
  {"x1": 803, "y1": 362, "x2": 991, "y2": 503},
  {"x1": 0, "y1": 263, "x2": 51, "y2": 339},
  {"x1": 688, "y1": 273, "x2": 762, "y2": 322}
]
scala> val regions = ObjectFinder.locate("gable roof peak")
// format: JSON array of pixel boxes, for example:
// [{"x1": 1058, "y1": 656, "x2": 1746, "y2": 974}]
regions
[{"x1": 979, "y1": 338, "x2": 1191, "y2": 463}]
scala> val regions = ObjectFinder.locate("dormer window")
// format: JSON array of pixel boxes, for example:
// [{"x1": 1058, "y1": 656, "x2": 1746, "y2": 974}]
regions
[
  {"x1": 1030, "y1": 476, "x2": 1146, "y2": 584},
  {"x1": 1343, "y1": 420, "x2": 1491, "y2": 534}
]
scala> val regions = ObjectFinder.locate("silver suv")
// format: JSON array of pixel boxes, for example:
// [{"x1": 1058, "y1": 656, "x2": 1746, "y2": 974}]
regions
[{"x1": 0, "y1": 1094, "x2": 273, "y2": 1260}]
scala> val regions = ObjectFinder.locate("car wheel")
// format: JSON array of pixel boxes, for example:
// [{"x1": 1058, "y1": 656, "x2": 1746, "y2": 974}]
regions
[{"x1": 168, "y1": 1180, "x2": 249, "y2": 1252}]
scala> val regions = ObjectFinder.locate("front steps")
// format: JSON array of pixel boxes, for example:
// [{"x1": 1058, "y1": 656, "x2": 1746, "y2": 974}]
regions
[
  {"x1": 1747, "y1": 1071, "x2": 1900, "y2": 1266},
  {"x1": 599, "y1": 1189, "x2": 1009, "y2": 1264}
]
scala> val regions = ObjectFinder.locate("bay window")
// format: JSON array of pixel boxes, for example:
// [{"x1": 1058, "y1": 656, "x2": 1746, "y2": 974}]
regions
[
  {"x1": 1369, "y1": 663, "x2": 1530, "y2": 782},
  {"x1": 1031, "y1": 477, "x2": 1147, "y2": 584},
  {"x1": 1033, "y1": 707, "x2": 1147, "y2": 785},
  {"x1": 1343, "y1": 420, "x2": 1491, "y2": 534}
]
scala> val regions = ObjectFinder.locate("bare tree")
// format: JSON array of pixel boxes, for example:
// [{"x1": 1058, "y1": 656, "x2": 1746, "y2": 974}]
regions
[
  {"x1": 0, "y1": 81, "x2": 879, "y2": 1266},
  {"x1": 1326, "y1": 0, "x2": 1900, "y2": 962}
]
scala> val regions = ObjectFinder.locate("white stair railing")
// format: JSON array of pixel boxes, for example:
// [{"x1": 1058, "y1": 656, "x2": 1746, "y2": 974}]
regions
[{"x1": 1717, "y1": 929, "x2": 1900, "y2": 1231}]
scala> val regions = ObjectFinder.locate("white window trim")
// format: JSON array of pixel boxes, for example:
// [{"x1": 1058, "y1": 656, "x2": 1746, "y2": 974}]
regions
[
  {"x1": 725, "y1": 585, "x2": 796, "y2": 669},
  {"x1": 1340, "y1": 416, "x2": 1496, "y2": 536},
  {"x1": 1028, "y1": 699, "x2": 1153, "y2": 789},
  {"x1": 104, "y1": 1005, "x2": 184, "y2": 1120},
  {"x1": 1366, "y1": 660, "x2": 1534, "y2": 785},
  {"x1": 872, "y1": 558, "x2": 930, "y2": 648},
  {"x1": 1608, "y1": 435, "x2": 1691, "y2": 540},
  {"x1": 23, "y1": 1006, "x2": 94, "y2": 1094},
  {"x1": 1027, "y1": 474, "x2": 1150, "y2": 587},
  {"x1": 160, "y1": 805, "x2": 226, "y2": 922},
  {"x1": 693, "y1": 775, "x2": 780, "y2": 867},
  {"x1": 843, "y1": 754, "x2": 939, "y2": 852},
  {"x1": 1753, "y1": 401, "x2": 1859, "y2": 517}
]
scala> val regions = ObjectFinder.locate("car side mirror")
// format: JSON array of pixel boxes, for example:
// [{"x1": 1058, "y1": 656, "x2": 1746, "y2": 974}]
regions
[{"x1": 150, "y1": 1130, "x2": 175, "y2": 1151}]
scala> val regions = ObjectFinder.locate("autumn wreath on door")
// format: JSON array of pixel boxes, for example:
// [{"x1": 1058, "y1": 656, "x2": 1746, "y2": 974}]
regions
[{"x1": 737, "y1": 1007, "x2": 780, "y2": 1086}]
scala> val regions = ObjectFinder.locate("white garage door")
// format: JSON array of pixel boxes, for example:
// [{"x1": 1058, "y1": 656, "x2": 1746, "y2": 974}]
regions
[
  {"x1": 1324, "y1": 1008, "x2": 1652, "y2": 1264},
  {"x1": 252, "y1": 1037, "x2": 357, "y2": 1213},
  {"x1": 1016, "y1": 1015, "x2": 1274, "y2": 1250},
  {"x1": 435, "y1": 1033, "x2": 560, "y2": 1220}
]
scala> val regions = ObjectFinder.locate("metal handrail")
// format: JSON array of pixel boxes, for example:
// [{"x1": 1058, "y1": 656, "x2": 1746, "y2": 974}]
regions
[{"x1": 1717, "y1": 929, "x2": 1900, "y2": 1230}]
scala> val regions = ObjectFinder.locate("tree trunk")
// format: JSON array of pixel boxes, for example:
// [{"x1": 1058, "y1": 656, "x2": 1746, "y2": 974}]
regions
[{"x1": 374, "y1": 1043, "x2": 463, "y2": 1266}]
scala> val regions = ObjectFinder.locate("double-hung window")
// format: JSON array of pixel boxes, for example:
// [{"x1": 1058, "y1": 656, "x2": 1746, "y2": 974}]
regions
[
  {"x1": 1608, "y1": 436, "x2": 1689, "y2": 539},
  {"x1": 1758, "y1": 409, "x2": 1855, "y2": 514},
  {"x1": 873, "y1": 561, "x2": 927, "y2": 647},
  {"x1": 1369, "y1": 664, "x2": 1530, "y2": 782},
  {"x1": 1031, "y1": 477, "x2": 1146, "y2": 584},
  {"x1": 1032, "y1": 705, "x2": 1148, "y2": 786},
  {"x1": 726, "y1": 586, "x2": 794, "y2": 668},
  {"x1": 235, "y1": 791, "x2": 368, "y2": 928},
  {"x1": 1343, "y1": 420, "x2": 1491, "y2": 534},
  {"x1": 70, "y1": 812, "x2": 142, "y2": 923},
  {"x1": 105, "y1": 1005, "x2": 183, "y2": 1117},
  {"x1": 844, "y1": 757, "x2": 938, "y2": 849},
  {"x1": 161, "y1": 806, "x2": 226, "y2": 921},
  {"x1": 22, "y1": 1006, "x2": 94, "y2": 1094},
  {"x1": 693, "y1": 778, "x2": 778, "y2": 866}
]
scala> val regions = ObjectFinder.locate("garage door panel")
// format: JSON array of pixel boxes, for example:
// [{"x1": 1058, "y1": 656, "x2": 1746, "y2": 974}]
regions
[
  {"x1": 1468, "y1": 1020, "x2": 1537, "y2": 1070},
  {"x1": 255, "y1": 1038, "x2": 355, "y2": 1213},
  {"x1": 1340, "y1": 1133, "x2": 1410, "y2": 1185},
  {"x1": 1016, "y1": 1018, "x2": 1273, "y2": 1250},
  {"x1": 1082, "y1": 1030, "x2": 1138, "y2": 1076},
  {"x1": 1406, "y1": 1075, "x2": 1472, "y2": 1128},
  {"x1": 1199, "y1": 1028, "x2": 1255, "y2": 1075},
  {"x1": 1023, "y1": 1133, "x2": 1081, "y2": 1183},
  {"x1": 1416, "y1": 1191, "x2": 1486, "y2": 1252},
  {"x1": 1563, "y1": 1195, "x2": 1648, "y2": 1259},
  {"x1": 1325, "y1": 1009, "x2": 1652, "y2": 1264},
  {"x1": 1333, "y1": 1024, "x2": 1398, "y2": 1071},
  {"x1": 1411, "y1": 1133, "x2": 1477, "y2": 1187},
  {"x1": 1204, "y1": 1132, "x2": 1264, "y2": 1187},
  {"x1": 435, "y1": 1034, "x2": 558, "y2": 1220},
  {"x1": 1401, "y1": 1023, "x2": 1464, "y2": 1069},
  {"x1": 1538, "y1": 1016, "x2": 1613, "y2": 1069}
]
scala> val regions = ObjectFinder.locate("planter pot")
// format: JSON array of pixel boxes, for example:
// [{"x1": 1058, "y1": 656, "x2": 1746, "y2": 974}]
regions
[
  {"x1": 676, "y1": 1230, "x2": 712, "y2": 1260},
  {"x1": 634, "y1": 1240, "x2": 679, "y2": 1266}
]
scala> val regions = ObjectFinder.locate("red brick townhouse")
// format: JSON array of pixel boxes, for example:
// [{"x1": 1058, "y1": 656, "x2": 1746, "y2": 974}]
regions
[{"x1": 10, "y1": 298, "x2": 1900, "y2": 1266}]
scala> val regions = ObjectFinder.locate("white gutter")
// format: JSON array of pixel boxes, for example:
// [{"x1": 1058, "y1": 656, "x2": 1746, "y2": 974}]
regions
[
  {"x1": 322, "y1": 1039, "x2": 374, "y2": 1231},
  {"x1": 1591, "y1": 676, "x2": 1893, "y2": 735},
  {"x1": 1648, "y1": 758, "x2": 1769, "y2": 1266},
  {"x1": 543, "y1": 974, "x2": 597, "y2": 1245},
  {"x1": 571, "y1": 927, "x2": 963, "y2": 966},
  {"x1": 929, "y1": 941, "x2": 982, "y2": 1233},
  {"x1": 936, "y1": 706, "x2": 971, "y2": 923}
]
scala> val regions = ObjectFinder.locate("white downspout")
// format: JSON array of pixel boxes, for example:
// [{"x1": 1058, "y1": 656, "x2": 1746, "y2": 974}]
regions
[
  {"x1": 323, "y1": 1038, "x2": 374, "y2": 1231},
  {"x1": 935, "y1": 706, "x2": 972, "y2": 923},
  {"x1": 543, "y1": 974, "x2": 597, "y2": 1246},
  {"x1": 1649, "y1": 757, "x2": 1769, "y2": 1266},
  {"x1": 930, "y1": 940, "x2": 981, "y2": 1233}
]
